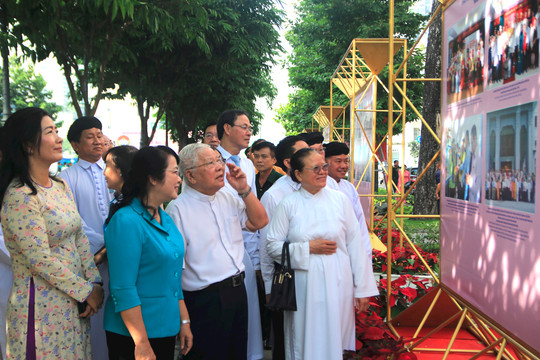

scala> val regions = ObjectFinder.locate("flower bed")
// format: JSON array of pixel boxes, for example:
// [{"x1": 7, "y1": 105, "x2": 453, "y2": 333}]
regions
[
  {"x1": 343, "y1": 309, "x2": 418, "y2": 360},
  {"x1": 342, "y1": 228, "x2": 440, "y2": 358}
]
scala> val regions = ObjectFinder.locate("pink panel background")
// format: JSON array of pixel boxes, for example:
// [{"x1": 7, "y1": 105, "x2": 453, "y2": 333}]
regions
[{"x1": 441, "y1": 0, "x2": 540, "y2": 352}]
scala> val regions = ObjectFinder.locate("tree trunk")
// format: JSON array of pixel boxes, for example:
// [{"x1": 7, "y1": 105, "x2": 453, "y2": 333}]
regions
[
  {"x1": 1, "y1": 6, "x2": 10, "y2": 123},
  {"x1": 413, "y1": 0, "x2": 442, "y2": 215}
]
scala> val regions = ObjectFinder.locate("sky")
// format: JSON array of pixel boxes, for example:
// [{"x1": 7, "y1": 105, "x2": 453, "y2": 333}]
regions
[{"x1": 33, "y1": 1, "x2": 298, "y2": 146}]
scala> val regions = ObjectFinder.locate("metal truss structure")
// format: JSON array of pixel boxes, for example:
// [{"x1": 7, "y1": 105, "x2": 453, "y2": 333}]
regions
[{"x1": 309, "y1": 0, "x2": 539, "y2": 358}]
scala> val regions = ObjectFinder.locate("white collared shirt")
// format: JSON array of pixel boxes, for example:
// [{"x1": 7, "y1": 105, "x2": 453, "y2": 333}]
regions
[
  {"x1": 59, "y1": 158, "x2": 113, "y2": 254},
  {"x1": 166, "y1": 185, "x2": 247, "y2": 291}
]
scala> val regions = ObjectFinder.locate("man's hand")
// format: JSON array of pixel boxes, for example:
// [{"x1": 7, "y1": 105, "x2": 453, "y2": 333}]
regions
[{"x1": 226, "y1": 163, "x2": 249, "y2": 193}]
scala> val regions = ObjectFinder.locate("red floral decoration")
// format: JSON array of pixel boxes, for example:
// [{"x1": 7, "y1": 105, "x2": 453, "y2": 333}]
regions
[{"x1": 343, "y1": 309, "x2": 417, "y2": 360}]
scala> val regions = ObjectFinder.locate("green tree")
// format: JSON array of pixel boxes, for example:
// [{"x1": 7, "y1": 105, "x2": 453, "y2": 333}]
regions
[
  {"x1": 408, "y1": 140, "x2": 420, "y2": 159},
  {"x1": 0, "y1": 57, "x2": 62, "y2": 118},
  {"x1": 104, "y1": 0, "x2": 283, "y2": 148},
  {"x1": 5, "y1": 0, "x2": 208, "y2": 119},
  {"x1": 276, "y1": 0, "x2": 427, "y2": 136},
  {"x1": 100, "y1": 2, "x2": 211, "y2": 147},
  {"x1": 163, "y1": 0, "x2": 283, "y2": 149}
]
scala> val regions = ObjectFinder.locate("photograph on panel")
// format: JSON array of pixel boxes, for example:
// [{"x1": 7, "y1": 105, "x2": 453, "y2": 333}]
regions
[{"x1": 485, "y1": 101, "x2": 537, "y2": 213}]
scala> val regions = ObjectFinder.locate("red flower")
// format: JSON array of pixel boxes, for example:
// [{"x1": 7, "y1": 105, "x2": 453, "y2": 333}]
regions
[
  {"x1": 399, "y1": 287, "x2": 417, "y2": 301},
  {"x1": 363, "y1": 326, "x2": 386, "y2": 340}
]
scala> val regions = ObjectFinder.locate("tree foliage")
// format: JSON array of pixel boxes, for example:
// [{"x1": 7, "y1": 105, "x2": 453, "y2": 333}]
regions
[
  {"x1": 5, "y1": 0, "x2": 208, "y2": 119},
  {"x1": 0, "y1": 57, "x2": 62, "y2": 118},
  {"x1": 3, "y1": 0, "x2": 282, "y2": 147},
  {"x1": 276, "y1": 0, "x2": 427, "y2": 136},
  {"x1": 161, "y1": 0, "x2": 283, "y2": 149}
]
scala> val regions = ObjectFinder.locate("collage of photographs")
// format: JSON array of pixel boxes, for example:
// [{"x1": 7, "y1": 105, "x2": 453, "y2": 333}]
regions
[{"x1": 444, "y1": 0, "x2": 538, "y2": 214}]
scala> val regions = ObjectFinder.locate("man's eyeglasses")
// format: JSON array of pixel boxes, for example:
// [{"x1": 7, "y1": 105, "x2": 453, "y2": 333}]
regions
[
  {"x1": 304, "y1": 163, "x2": 329, "y2": 174},
  {"x1": 204, "y1": 133, "x2": 218, "y2": 139},
  {"x1": 231, "y1": 124, "x2": 253, "y2": 133},
  {"x1": 186, "y1": 157, "x2": 225, "y2": 170}
]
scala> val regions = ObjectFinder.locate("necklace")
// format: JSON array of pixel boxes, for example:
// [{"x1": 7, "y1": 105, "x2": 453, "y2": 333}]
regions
[{"x1": 31, "y1": 177, "x2": 53, "y2": 188}]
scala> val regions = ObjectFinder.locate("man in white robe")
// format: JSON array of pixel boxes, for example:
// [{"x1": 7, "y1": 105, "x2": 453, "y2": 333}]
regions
[
  {"x1": 325, "y1": 141, "x2": 372, "y2": 255},
  {"x1": 259, "y1": 136, "x2": 308, "y2": 360},
  {"x1": 59, "y1": 116, "x2": 113, "y2": 360},
  {"x1": 216, "y1": 109, "x2": 263, "y2": 360}
]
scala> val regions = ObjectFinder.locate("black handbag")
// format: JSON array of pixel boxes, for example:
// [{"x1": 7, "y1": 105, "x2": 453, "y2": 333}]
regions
[{"x1": 266, "y1": 242, "x2": 297, "y2": 311}]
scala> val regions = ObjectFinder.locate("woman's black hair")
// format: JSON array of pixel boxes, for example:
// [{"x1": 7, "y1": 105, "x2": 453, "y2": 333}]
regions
[
  {"x1": 104, "y1": 145, "x2": 138, "y2": 193},
  {"x1": 106, "y1": 146, "x2": 178, "y2": 224},
  {"x1": 0, "y1": 107, "x2": 61, "y2": 208},
  {"x1": 290, "y1": 147, "x2": 318, "y2": 183}
]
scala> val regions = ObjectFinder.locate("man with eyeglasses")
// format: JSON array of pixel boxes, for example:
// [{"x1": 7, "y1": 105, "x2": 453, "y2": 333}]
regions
[
  {"x1": 216, "y1": 109, "x2": 264, "y2": 360},
  {"x1": 166, "y1": 143, "x2": 268, "y2": 360},
  {"x1": 325, "y1": 141, "x2": 372, "y2": 255},
  {"x1": 203, "y1": 121, "x2": 220, "y2": 149}
]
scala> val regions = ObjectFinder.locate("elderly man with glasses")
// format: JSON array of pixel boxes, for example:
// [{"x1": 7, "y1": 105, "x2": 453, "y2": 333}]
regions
[{"x1": 166, "y1": 143, "x2": 268, "y2": 360}]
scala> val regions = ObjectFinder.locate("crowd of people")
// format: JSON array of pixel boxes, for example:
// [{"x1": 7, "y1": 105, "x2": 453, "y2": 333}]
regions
[
  {"x1": 487, "y1": 7, "x2": 539, "y2": 86},
  {"x1": 444, "y1": 124, "x2": 482, "y2": 203},
  {"x1": 447, "y1": 38, "x2": 484, "y2": 95},
  {"x1": 0, "y1": 107, "x2": 377, "y2": 360},
  {"x1": 485, "y1": 170, "x2": 536, "y2": 203}
]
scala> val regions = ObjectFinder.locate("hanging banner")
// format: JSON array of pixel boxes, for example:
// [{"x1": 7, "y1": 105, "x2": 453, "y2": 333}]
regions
[
  {"x1": 352, "y1": 81, "x2": 376, "y2": 218},
  {"x1": 442, "y1": 0, "x2": 540, "y2": 352}
]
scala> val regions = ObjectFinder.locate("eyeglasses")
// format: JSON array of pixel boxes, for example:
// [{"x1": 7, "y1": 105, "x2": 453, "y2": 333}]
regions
[
  {"x1": 304, "y1": 163, "x2": 329, "y2": 174},
  {"x1": 204, "y1": 133, "x2": 218, "y2": 139},
  {"x1": 186, "y1": 157, "x2": 225, "y2": 170},
  {"x1": 231, "y1": 124, "x2": 253, "y2": 133}
]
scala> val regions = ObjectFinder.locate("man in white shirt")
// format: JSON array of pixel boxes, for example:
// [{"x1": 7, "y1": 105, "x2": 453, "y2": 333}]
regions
[
  {"x1": 216, "y1": 109, "x2": 264, "y2": 360},
  {"x1": 59, "y1": 116, "x2": 113, "y2": 360},
  {"x1": 324, "y1": 142, "x2": 372, "y2": 255},
  {"x1": 166, "y1": 143, "x2": 268, "y2": 360},
  {"x1": 259, "y1": 135, "x2": 307, "y2": 360}
]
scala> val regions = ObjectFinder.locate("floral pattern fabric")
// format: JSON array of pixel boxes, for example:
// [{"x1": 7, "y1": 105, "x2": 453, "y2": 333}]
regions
[{"x1": 1, "y1": 179, "x2": 101, "y2": 360}]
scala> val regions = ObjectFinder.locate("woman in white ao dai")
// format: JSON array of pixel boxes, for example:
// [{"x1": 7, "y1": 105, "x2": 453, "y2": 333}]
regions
[{"x1": 266, "y1": 148, "x2": 378, "y2": 360}]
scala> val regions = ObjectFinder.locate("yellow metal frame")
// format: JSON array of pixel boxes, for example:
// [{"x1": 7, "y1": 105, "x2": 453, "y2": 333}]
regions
[
  {"x1": 317, "y1": 0, "x2": 539, "y2": 358},
  {"x1": 311, "y1": 105, "x2": 347, "y2": 142}
]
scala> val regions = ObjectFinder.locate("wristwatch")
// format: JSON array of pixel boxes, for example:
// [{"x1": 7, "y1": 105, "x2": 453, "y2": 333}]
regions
[{"x1": 238, "y1": 186, "x2": 251, "y2": 199}]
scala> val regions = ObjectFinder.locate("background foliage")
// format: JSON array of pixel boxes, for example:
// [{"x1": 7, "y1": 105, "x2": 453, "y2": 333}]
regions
[{"x1": 276, "y1": 0, "x2": 428, "y2": 136}]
